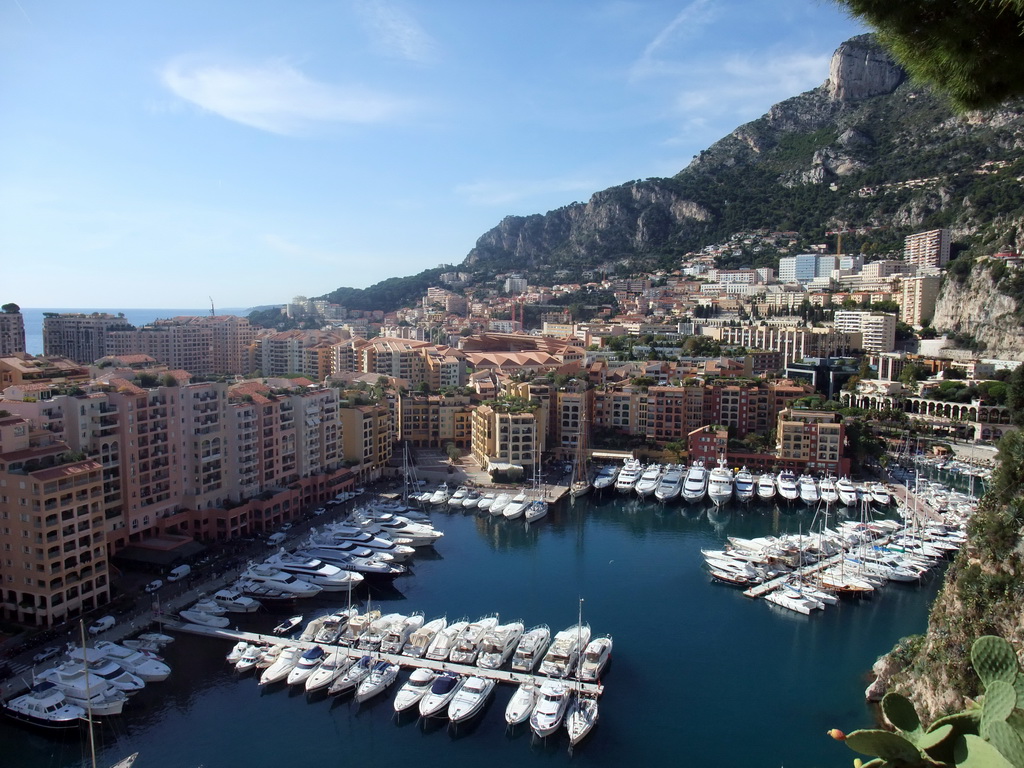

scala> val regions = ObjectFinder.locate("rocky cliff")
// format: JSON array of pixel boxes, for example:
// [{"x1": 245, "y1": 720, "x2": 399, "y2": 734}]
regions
[{"x1": 932, "y1": 268, "x2": 1024, "y2": 359}]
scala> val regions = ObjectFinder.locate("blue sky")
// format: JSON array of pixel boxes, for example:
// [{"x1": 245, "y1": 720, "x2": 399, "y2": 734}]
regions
[{"x1": 1, "y1": 1, "x2": 866, "y2": 309}]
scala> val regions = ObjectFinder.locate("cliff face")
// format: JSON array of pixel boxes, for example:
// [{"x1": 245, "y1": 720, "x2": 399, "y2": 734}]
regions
[
  {"x1": 932, "y1": 269, "x2": 1024, "y2": 358},
  {"x1": 827, "y1": 35, "x2": 905, "y2": 102}
]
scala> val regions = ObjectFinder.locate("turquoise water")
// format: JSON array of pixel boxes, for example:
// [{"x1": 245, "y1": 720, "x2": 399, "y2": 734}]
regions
[{"x1": 4, "y1": 493, "x2": 944, "y2": 768}]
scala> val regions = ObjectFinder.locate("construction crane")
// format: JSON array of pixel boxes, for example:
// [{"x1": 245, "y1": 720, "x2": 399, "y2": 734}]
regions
[
  {"x1": 825, "y1": 225, "x2": 888, "y2": 255},
  {"x1": 209, "y1": 296, "x2": 215, "y2": 317}
]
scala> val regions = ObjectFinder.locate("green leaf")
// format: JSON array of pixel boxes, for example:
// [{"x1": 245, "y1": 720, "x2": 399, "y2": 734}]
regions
[
  {"x1": 973, "y1": 636, "x2": 1020, "y2": 688},
  {"x1": 917, "y1": 723, "x2": 953, "y2": 751},
  {"x1": 882, "y1": 692, "x2": 922, "y2": 735},
  {"x1": 954, "y1": 734, "x2": 1015, "y2": 768},
  {"x1": 983, "y1": 682, "x2": 1019, "y2": 737},
  {"x1": 987, "y1": 720, "x2": 1024, "y2": 768},
  {"x1": 845, "y1": 729, "x2": 921, "y2": 762}
]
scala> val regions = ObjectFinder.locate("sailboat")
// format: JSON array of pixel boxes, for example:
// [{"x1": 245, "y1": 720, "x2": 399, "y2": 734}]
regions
[
  {"x1": 564, "y1": 597, "x2": 597, "y2": 747},
  {"x1": 569, "y1": 405, "x2": 591, "y2": 499}
]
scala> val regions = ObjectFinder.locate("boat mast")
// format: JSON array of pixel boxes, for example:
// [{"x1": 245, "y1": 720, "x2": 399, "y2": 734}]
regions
[{"x1": 80, "y1": 619, "x2": 97, "y2": 768}]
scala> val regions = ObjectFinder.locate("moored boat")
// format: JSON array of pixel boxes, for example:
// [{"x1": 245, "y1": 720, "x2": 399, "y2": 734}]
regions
[
  {"x1": 447, "y1": 675, "x2": 495, "y2": 723},
  {"x1": 504, "y1": 681, "x2": 540, "y2": 726},
  {"x1": 530, "y1": 680, "x2": 572, "y2": 738},
  {"x1": 511, "y1": 624, "x2": 551, "y2": 672},
  {"x1": 393, "y1": 668, "x2": 437, "y2": 712}
]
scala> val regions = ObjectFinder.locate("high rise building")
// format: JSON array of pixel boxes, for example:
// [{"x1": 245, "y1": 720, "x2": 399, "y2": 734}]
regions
[
  {"x1": 43, "y1": 313, "x2": 131, "y2": 363},
  {"x1": 899, "y1": 274, "x2": 943, "y2": 326},
  {"x1": 904, "y1": 228, "x2": 951, "y2": 270},
  {"x1": 0, "y1": 304, "x2": 26, "y2": 355},
  {"x1": 833, "y1": 310, "x2": 898, "y2": 353}
]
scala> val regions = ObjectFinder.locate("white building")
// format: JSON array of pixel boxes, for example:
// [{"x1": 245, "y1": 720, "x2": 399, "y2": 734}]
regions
[{"x1": 833, "y1": 310, "x2": 897, "y2": 353}]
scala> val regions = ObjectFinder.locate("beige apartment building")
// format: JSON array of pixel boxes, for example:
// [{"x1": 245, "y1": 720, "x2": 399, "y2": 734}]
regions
[
  {"x1": 0, "y1": 306, "x2": 25, "y2": 355},
  {"x1": 899, "y1": 274, "x2": 943, "y2": 326},
  {"x1": 0, "y1": 415, "x2": 110, "y2": 627},
  {"x1": 340, "y1": 403, "x2": 393, "y2": 482},
  {"x1": 776, "y1": 409, "x2": 847, "y2": 476},
  {"x1": 105, "y1": 315, "x2": 259, "y2": 375},
  {"x1": 833, "y1": 310, "x2": 897, "y2": 353},
  {"x1": 43, "y1": 313, "x2": 132, "y2": 364},
  {"x1": 397, "y1": 392, "x2": 473, "y2": 449},
  {"x1": 903, "y1": 228, "x2": 951, "y2": 270},
  {"x1": 471, "y1": 403, "x2": 542, "y2": 474},
  {"x1": 706, "y1": 324, "x2": 862, "y2": 364}
]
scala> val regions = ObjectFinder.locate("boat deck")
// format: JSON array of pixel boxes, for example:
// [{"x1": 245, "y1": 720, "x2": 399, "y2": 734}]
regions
[{"x1": 167, "y1": 622, "x2": 605, "y2": 695}]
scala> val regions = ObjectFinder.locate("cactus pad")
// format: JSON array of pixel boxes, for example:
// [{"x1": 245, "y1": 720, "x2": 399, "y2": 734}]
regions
[
  {"x1": 954, "y1": 734, "x2": 1015, "y2": 768},
  {"x1": 882, "y1": 692, "x2": 922, "y2": 734},
  {"x1": 844, "y1": 729, "x2": 921, "y2": 762},
  {"x1": 982, "y1": 681, "x2": 1018, "y2": 736},
  {"x1": 986, "y1": 720, "x2": 1024, "y2": 768},
  {"x1": 973, "y1": 636, "x2": 1020, "y2": 687}
]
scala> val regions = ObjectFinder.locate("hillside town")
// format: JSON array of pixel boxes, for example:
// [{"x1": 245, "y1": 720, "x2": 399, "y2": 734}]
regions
[{"x1": 0, "y1": 226, "x2": 1019, "y2": 631}]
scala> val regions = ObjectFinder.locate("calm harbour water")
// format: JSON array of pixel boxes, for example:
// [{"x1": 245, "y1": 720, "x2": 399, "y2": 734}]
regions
[{"x1": 4, "y1": 492, "x2": 944, "y2": 768}]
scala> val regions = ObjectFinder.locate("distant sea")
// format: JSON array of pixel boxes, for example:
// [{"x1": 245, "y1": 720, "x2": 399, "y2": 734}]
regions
[{"x1": 20, "y1": 308, "x2": 253, "y2": 355}]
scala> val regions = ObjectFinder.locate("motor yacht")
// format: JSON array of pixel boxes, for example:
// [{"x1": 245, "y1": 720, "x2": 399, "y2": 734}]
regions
[
  {"x1": 380, "y1": 613, "x2": 425, "y2": 654},
  {"x1": 329, "y1": 654, "x2": 373, "y2": 696},
  {"x1": 682, "y1": 461, "x2": 709, "y2": 503},
  {"x1": 402, "y1": 616, "x2": 447, "y2": 657},
  {"x1": 235, "y1": 644, "x2": 264, "y2": 674},
  {"x1": 418, "y1": 671, "x2": 464, "y2": 718},
  {"x1": 591, "y1": 464, "x2": 619, "y2": 491},
  {"x1": 447, "y1": 486, "x2": 469, "y2": 508},
  {"x1": 490, "y1": 493, "x2": 512, "y2": 516},
  {"x1": 539, "y1": 623, "x2": 591, "y2": 678},
  {"x1": 357, "y1": 512, "x2": 443, "y2": 544},
  {"x1": 820, "y1": 476, "x2": 840, "y2": 506},
  {"x1": 870, "y1": 483, "x2": 892, "y2": 506},
  {"x1": 259, "y1": 645, "x2": 302, "y2": 686},
  {"x1": 298, "y1": 548, "x2": 406, "y2": 579},
  {"x1": 510, "y1": 624, "x2": 551, "y2": 672},
  {"x1": 312, "y1": 527, "x2": 415, "y2": 561},
  {"x1": 577, "y1": 635, "x2": 612, "y2": 682},
  {"x1": 654, "y1": 464, "x2": 684, "y2": 502},
  {"x1": 226, "y1": 640, "x2": 250, "y2": 665},
  {"x1": 776, "y1": 471, "x2": 800, "y2": 502},
  {"x1": 179, "y1": 608, "x2": 230, "y2": 628},
  {"x1": 565, "y1": 692, "x2": 599, "y2": 745},
  {"x1": 425, "y1": 619, "x2": 469, "y2": 661},
  {"x1": 756, "y1": 473, "x2": 777, "y2": 501},
  {"x1": 339, "y1": 608, "x2": 381, "y2": 645},
  {"x1": 273, "y1": 614, "x2": 304, "y2": 635},
  {"x1": 530, "y1": 680, "x2": 572, "y2": 738},
  {"x1": 798, "y1": 475, "x2": 820, "y2": 505},
  {"x1": 504, "y1": 681, "x2": 540, "y2": 726},
  {"x1": 262, "y1": 552, "x2": 364, "y2": 592},
  {"x1": 477, "y1": 621, "x2": 525, "y2": 669},
  {"x1": 358, "y1": 613, "x2": 407, "y2": 651},
  {"x1": 393, "y1": 668, "x2": 436, "y2": 712},
  {"x1": 449, "y1": 615, "x2": 499, "y2": 665},
  {"x1": 502, "y1": 491, "x2": 530, "y2": 520},
  {"x1": 211, "y1": 588, "x2": 262, "y2": 613},
  {"x1": 3, "y1": 683, "x2": 85, "y2": 730},
  {"x1": 734, "y1": 467, "x2": 755, "y2": 503},
  {"x1": 86, "y1": 641, "x2": 171, "y2": 682},
  {"x1": 836, "y1": 477, "x2": 859, "y2": 506},
  {"x1": 428, "y1": 483, "x2": 450, "y2": 506},
  {"x1": 286, "y1": 645, "x2": 327, "y2": 686},
  {"x1": 448, "y1": 676, "x2": 495, "y2": 724},
  {"x1": 355, "y1": 660, "x2": 400, "y2": 703},
  {"x1": 707, "y1": 461, "x2": 734, "y2": 506},
  {"x1": 314, "y1": 609, "x2": 358, "y2": 645},
  {"x1": 189, "y1": 599, "x2": 227, "y2": 616},
  {"x1": 634, "y1": 464, "x2": 663, "y2": 498},
  {"x1": 476, "y1": 492, "x2": 496, "y2": 512},
  {"x1": 34, "y1": 666, "x2": 128, "y2": 717},
  {"x1": 240, "y1": 565, "x2": 322, "y2": 598},
  {"x1": 461, "y1": 489, "x2": 482, "y2": 510},
  {"x1": 304, "y1": 648, "x2": 353, "y2": 693},
  {"x1": 614, "y1": 458, "x2": 643, "y2": 492}
]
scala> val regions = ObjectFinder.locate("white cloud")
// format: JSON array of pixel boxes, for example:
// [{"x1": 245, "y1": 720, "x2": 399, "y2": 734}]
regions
[
  {"x1": 455, "y1": 177, "x2": 599, "y2": 207},
  {"x1": 630, "y1": 0, "x2": 717, "y2": 80},
  {"x1": 160, "y1": 56, "x2": 410, "y2": 135},
  {"x1": 354, "y1": 0, "x2": 437, "y2": 64}
]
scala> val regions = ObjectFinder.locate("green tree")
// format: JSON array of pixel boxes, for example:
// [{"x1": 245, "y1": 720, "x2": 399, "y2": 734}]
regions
[
  {"x1": 1006, "y1": 364, "x2": 1024, "y2": 426},
  {"x1": 833, "y1": 1, "x2": 1024, "y2": 110},
  {"x1": 1, "y1": 303, "x2": 19, "y2": 313}
]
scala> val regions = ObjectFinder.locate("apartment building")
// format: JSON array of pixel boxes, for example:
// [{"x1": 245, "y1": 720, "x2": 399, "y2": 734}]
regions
[
  {"x1": 105, "y1": 316, "x2": 259, "y2": 375},
  {"x1": 899, "y1": 274, "x2": 943, "y2": 326},
  {"x1": 470, "y1": 403, "x2": 541, "y2": 473},
  {"x1": 0, "y1": 415, "x2": 110, "y2": 627},
  {"x1": 0, "y1": 354, "x2": 89, "y2": 390},
  {"x1": 706, "y1": 325, "x2": 862, "y2": 364},
  {"x1": 0, "y1": 305, "x2": 25, "y2": 355},
  {"x1": 833, "y1": 310, "x2": 897, "y2": 353},
  {"x1": 776, "y1": 409, "x2": 847, "y2": 475},
  {"x1": 397, "y1": 392, "x2": 473, "y2": 449},
  {"x1": 340, "y1": 404, "x2": 392, "y2": 482},
  {"x1": 43, "y1": 313, "x2": 132, "y2": 364},
  {"x1": 903, "y1": 228, "x2": 951, "y2": 270},
  {"x1": 553, "y1": 383, "x2": 592, "y2": 458},
  {"x1": 252, "y1": 330, "x2": 346, "y2": 377}
]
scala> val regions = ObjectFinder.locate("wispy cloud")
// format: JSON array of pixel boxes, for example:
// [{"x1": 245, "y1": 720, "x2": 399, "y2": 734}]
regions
[
  {"x1": 354, "y1": 0, "x2": 437, "y2": 64},
  {"x1": 455, "y1": 177, "x2": 600, "y2": 207},
  {"x1": 630, "y1": 0, "x2": 717, "y2": 80},
  {"x1": 160, "y1": 56, "x2": 411, "y2": 135}
]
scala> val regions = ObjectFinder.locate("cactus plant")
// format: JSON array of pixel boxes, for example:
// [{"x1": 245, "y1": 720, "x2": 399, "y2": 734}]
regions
[{"x1": 972, "y1": 637, "x2": 1019, "y2": 688}]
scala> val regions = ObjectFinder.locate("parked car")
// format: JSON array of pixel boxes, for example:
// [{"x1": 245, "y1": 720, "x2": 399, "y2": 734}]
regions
[
  {"x1": 32, "y1": 647, "x2": 61, "y2": 664},
  {"x1": 144, "y1": 579, "x2": 164, "y2": 594},
  {"x1": 88, "y1": 616, "x2": 116, "y2": 635}
]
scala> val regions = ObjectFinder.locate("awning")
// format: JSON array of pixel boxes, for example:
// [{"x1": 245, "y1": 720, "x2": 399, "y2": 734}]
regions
[{"x1": 112, "y1": 539, "x2": 206, "y2": 568}]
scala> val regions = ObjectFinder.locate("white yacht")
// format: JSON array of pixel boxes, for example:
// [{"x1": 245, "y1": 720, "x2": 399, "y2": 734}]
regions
[
  {"x1": 836, "y1": 477, "x2": 859, "y2": 506},
  {"x1": 380, "y1": 614, "x2": 425, "y2": 654},
  {"x1": 329, "y1": 654, "x2": 374, "y2": 696},
  {"x1": 682, "y1": 461, "x2": 709, "y2": 503},
  {"x1": 402, "y1": 616, "x2": 447, "y2": 657},
  {"x1": 511, "y1": 624, "x2": 551, "y2": 672},
  {"x1": 505, "y1": 681, "x2": 539, "y2": 726},
  {"x1": 707, "y1": 461, "x2": 734, "y2": 506},
  {"x1": 820, "y1": 476, "x2": 840, "y2": 505},
  {"x1": 577, "y1": 635, "x2": 613, "y2": 682},
  {"x1": 3, "y1": 683, "x2": 85, "y2": 730},
  {"x1": 525, "y1": 498, "x2": 548, "y2": 523},
  {"x1": 654, "y1": 464, "x2": 684, "y2": 503},
  {"x1": 477, "y1": 621, "x2": 525, "y2": 669},
  {"x1": 179, "y1": 609, "x2": 230, "y2": 628},
  {"x1": 428, "y1": 483, "x2": 450, "y2": 506},
  {"x1": 530, "y1": 680, "x2": 572, "y2": 738},
  {"x1": 393, "y1": 668, "x2": 436, "y2": 712},
  {"x1": 634, "y1": 463, "x2": 664, "y2": 498},
  {"x1": 776, "y1": 471, "x2": 800, "y2": 502},
  {"x1": 418, "y1": 671, "x2": 464, "y2": 718},
  {"x1": 756, "y1": 472, "x2": 777, "y2": 501},
  {"x1": 734, "y1": 467, "x2": 755, "y2": 503},
  {"x1": 448, "y1": 486, "x2": 469, "y2": 508},
  {"x1": 476, "y1": 492, "x2": 497, "y2": 512},
  {"x1": 425, "y1": 619, "x2": 469, "y2": 661},
  {"x1": 211, "y1": 588, "x2": 262, "y2": 613},
  {"x1": 339, "y1": 608, "x2": 381, "y2": 645},
  {"x1": 354, "y1": 660, "x2": 400, "y2": 703},
  {"x1": 314, "y1": 526, "x2": 416, "y2": 561},
  {"x1": 503, "y1": 491, "x2": 530, "y2": 520},
  {"x1": 448, "y1": 676, "x2": 495, "y2": 724},
  {"x1": 449, "y1": 615, "x2": 499, "y2": 665},
  {"x1": 870, "y1": 483, "x2": 892, "y2": 506},
  {"x1": 358, "y1": 612, "x2": 407, "y2": 651},
  {"x1": 304, "y1": 648, "x2": 352, "y2": 693},
  {"x1": 798, "y1": 475, "x2": 820, "y2": 505},
  {"x1": 262, "y1": 552, "x2": 363, "y2": 592},
  {"x1": 240, "y1": 564, "x2": 322, "y2": 598},
  {"x1": 539, "y1": 623, "x2": 591, "y2": 678},
  {"x1": 591, "y1": 465, "x2": 619, "y2": 491},
  {"x1": 235, "y1": 644, "x2": 264, "y2": 674},
  {"x1": 34, "y1": 666, "x2": 127, "y2": 716},
  {"x1": 461, "y1": 489, "x2": 482, "y2": 509},
  {"x1": 259, "y1": 645, "x2": 302, "y2": 686},
  {"x1": 82, "y1": 641, "x2": 171, "y2": 682},
  {"x1": 565, "y1": 693, "x2": 599, "y2": 745},
  {"x1": 286, "y1": 645, "x2": 327, "y2": 686},
  {"x1": 614, "y1": 458, "x2": 643, "y2": 492},
  {"x1": 489, "y1": 493, "x2": 512, "y2": 516}
]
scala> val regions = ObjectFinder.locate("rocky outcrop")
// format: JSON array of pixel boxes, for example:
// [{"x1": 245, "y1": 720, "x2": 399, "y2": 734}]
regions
[
  {"x1": 827, "y1": 35, "x2": 905, "y2": 102},
  {"x1": 932, "y1": 267, "x2": 1024, "y2": 359}
]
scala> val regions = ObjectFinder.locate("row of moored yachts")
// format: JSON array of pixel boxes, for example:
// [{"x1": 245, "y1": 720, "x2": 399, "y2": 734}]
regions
[
  {"x1": 593, "y1": 457, "x2": 893, "y2": 508},
  {"x1": 410, "y1": 483, "x2": 549, "y2": 522},
  {"x1": 3, "y1": 634, "x2": 175, "y2": 730},
  {"x1": 227, "y1": 610, "x2": 611, "y2": 744},
  {"x1": 701, "y1": 516, "x2": 969, "y2": 614}
]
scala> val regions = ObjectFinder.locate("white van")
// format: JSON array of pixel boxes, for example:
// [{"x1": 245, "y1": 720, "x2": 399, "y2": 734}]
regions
[
  {"x1": 167, "y1": 564, "x2": 191, "y2": 582},
  {"x1": 267, "y1": 532, "x2": 287, "y2": 547}
]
